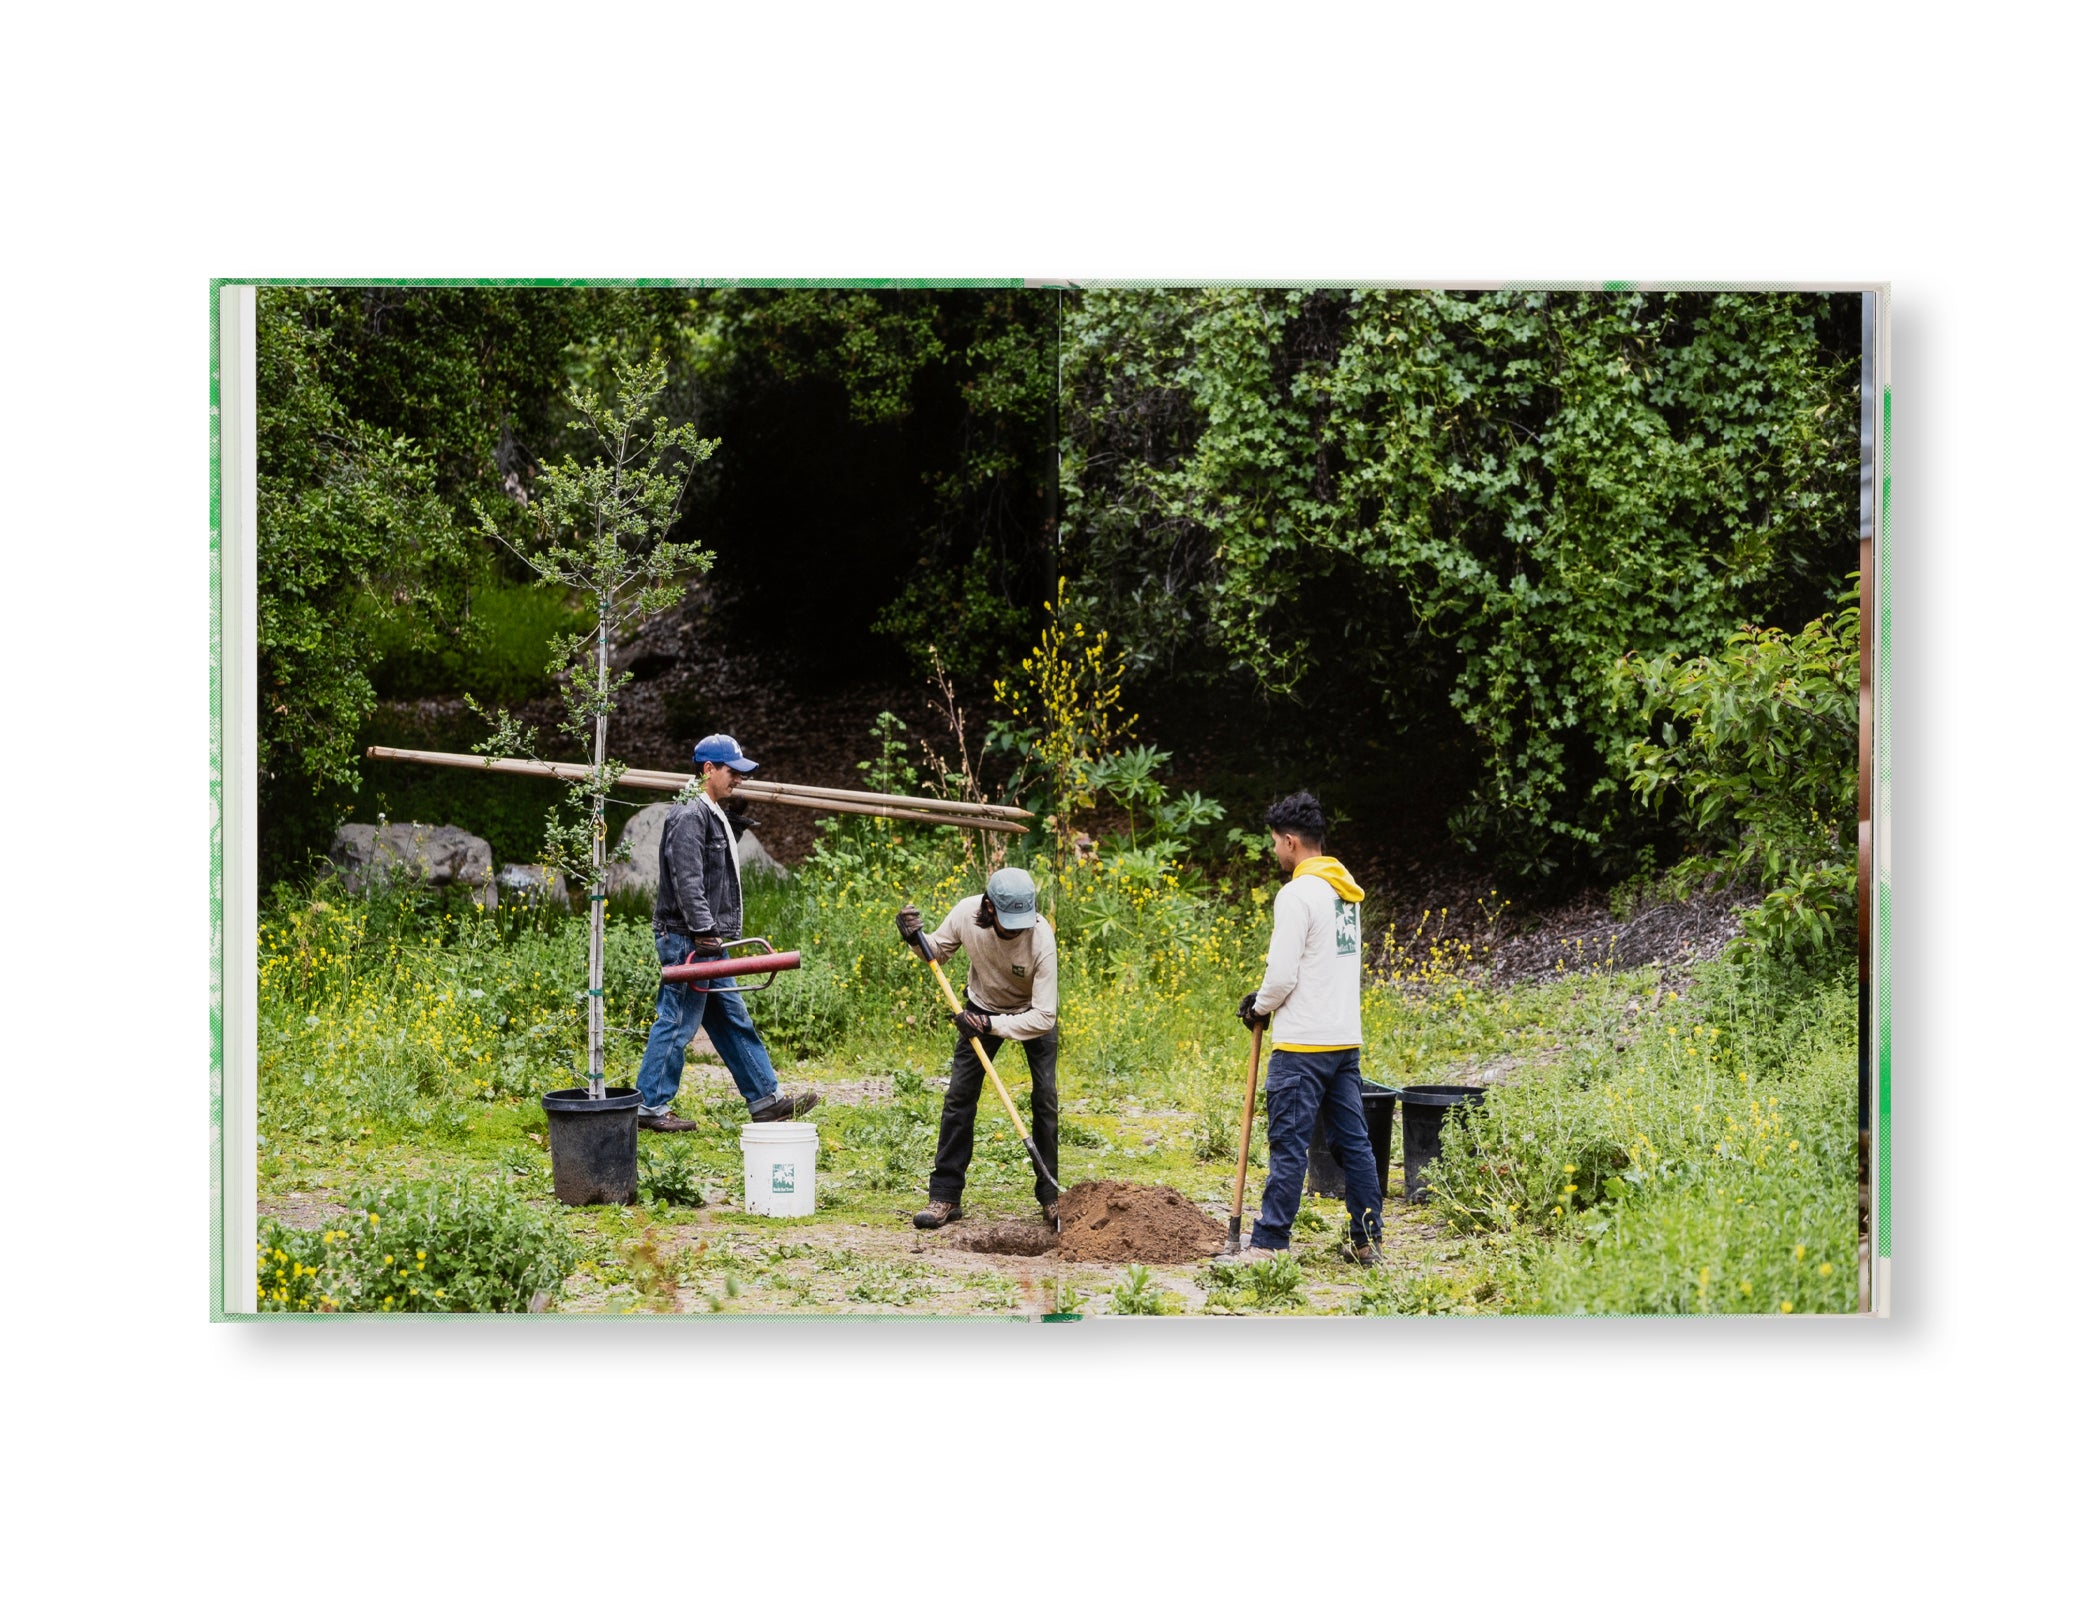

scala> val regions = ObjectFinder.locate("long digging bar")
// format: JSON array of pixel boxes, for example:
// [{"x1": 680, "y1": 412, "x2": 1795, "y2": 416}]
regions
[
  {"x1": 363, "y1": 746, "x2": 1029, "y2": 833},
  {"x1": 660, "y1": 940, "x2": 803, "y2": 992},
  {"x1": 910, "y1": 932, "x2": 1063, "y2": 1225},
  {"x1": 1227, "y1": 1019, "x2": 1266, "y2": 1254}
]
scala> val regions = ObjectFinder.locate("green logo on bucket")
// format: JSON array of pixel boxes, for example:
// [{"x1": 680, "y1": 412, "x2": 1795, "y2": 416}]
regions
[{"x1": 771, "y1": 1162, "x2": 795, "y2": 1193}]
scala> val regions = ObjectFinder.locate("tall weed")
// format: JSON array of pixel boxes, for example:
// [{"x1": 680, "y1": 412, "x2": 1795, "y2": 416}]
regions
[
  {"x1": 257, "y1": 1177, "x2": 577, "y2": 1312},
  {"x1": 1417, "y1": 956, "x2": 1858, "y2": 1314}
]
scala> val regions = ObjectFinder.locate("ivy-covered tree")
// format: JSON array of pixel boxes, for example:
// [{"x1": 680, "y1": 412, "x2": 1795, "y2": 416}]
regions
[
  {"x1": 254, "y1": 287, "x2": 459, "y2": 873},
  {"x1": 1059, "y1": 287, "x2": 1862, "y2": 876}
]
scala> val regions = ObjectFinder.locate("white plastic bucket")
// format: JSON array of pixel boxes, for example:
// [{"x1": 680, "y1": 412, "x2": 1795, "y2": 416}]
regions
[{"x1": 739, "y1": 1121, "x2": 818, "y2": 1217}]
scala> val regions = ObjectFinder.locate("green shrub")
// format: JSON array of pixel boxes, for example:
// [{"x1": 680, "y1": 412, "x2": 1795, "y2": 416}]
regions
[
  {"x1": 1200, "y1": 1253, "x2": 1304, "y2": 1312},
  {"x1": 1110, "y1": 1264, "x2": 1167, "y2": 1314},
  {"x1": 636, "y1": 1140, "x2": 708, "y2": 1207},
  {"x1": 1615, "y1": 582, "x2": 1860, "y2": 970},
  {"x1": 256, "y1": 1177, "x2": 578, "y2": 1313},
  {"x1": 1351, "y1": 1267, "x2": 1489, "y2": 1316}
]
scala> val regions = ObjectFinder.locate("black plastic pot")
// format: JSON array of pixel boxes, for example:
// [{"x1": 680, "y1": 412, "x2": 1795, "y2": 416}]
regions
[
  {"x1": 1398, "y1": 1085, "x2": 1488, "y2": 1202},
  {"x1": 1303, "y1": 1080, "x2": 1399, "y2": 1200},
  {"x1": 541, "y1": 1086, "x2": 643, "y2": 1206}
]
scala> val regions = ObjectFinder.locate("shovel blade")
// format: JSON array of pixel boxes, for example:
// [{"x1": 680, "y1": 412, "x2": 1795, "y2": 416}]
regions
[{"x1": 1022, "y1": 1138, "x2": 1063, "y2": 1225}]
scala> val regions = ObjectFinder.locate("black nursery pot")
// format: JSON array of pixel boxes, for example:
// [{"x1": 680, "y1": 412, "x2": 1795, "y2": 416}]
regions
[
  {"x1": 1303, "y1": 1081, "x2": 1400, "y2": 1200},
  {"x1": 1398, "y1": 1085, "x2": 1489, "y2": 1202},
  {"x1": 541, "y1": 1087, "x2": 643, "y2": 1206}
]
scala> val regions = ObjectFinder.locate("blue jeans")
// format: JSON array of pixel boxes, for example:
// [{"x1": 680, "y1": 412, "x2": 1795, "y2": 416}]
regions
[
  {"x1": 1253, "y1": 1047, "x2": 1383, "y2": 1250},
  {"x1": 637, "y1": 932, "x2": 780, "y2": 1115}
]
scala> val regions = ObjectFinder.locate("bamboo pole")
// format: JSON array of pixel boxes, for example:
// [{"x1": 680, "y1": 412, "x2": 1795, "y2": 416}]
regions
[
  {"x1": 735, "y1": 778, "x2": 1034, "y2": 821},
  {"x1": 364, "y1": 746, "x2": 1031, "y2": 835}
]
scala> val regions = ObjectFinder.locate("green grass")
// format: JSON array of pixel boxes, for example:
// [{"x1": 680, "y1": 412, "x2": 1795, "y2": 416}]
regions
[
  {"x1": 254, "y1": 813, "x2": 1859, "y2": 1315},
  {"x1": 366, "y1": 576, "x2": 583, "y2": 705},
  {"x1": 1411, "y1": 961, "x2": 1859, "y2": 1315}
]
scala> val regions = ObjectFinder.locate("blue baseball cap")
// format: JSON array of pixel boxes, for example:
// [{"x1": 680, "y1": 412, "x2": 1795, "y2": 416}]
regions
[
  {"x1": 692, "y1": 733, "x2": 758, "y2": 773},
  {"x1": 986, "y1": 867, "x2": 1038, "y2": 930}
]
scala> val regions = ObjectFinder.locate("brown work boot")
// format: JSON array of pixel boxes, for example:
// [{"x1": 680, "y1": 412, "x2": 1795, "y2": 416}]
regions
[
  {"x1": 638, "y1": 1112, "x2": 698, "y2": 1133},
  {"x1": 749, "y1": 1090, "x2": 822, "y2": 1122},
  {"x1": 913, "y1": 1199, "x2": 963, "y2": 1229},
  {"x1": 1040, "y1": 1200, "x2": 1059, "y2": 1228},
  {"x1": 1340, "y1": 1237, "x2": 1385, "y2": 1267}
]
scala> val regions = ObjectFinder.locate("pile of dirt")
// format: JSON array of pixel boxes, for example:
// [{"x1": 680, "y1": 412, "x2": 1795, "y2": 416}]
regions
[{"x1": 1053, "y1": 1181, "x2": 1226, "y2": 1264}]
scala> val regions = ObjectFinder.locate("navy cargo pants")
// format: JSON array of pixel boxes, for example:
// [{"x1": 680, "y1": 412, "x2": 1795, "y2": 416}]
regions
[{"x1": 1252, "y1": 1046, "x2": 1383, "y2": 1250}]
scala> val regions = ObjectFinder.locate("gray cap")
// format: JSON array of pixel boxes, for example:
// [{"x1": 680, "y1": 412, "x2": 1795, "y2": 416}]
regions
[{"x1": 986, "y1": 867, "x2": 1038, "y2": 931}]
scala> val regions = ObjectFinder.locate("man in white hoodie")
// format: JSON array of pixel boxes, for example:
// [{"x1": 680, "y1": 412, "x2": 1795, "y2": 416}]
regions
[{"x1": 1237, "y1": 791, "x2": 1384, "y2": 1262}]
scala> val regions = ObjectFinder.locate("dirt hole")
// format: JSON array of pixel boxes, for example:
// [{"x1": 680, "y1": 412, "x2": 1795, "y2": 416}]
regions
[{"x1": 946, "y1": 1220, "x2": 1059, "y2": 1257}]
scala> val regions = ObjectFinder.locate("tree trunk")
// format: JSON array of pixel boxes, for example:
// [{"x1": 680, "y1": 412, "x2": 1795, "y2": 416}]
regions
[{"x1": 587, "y1": 603, "x2": 609, "y2": 1098}]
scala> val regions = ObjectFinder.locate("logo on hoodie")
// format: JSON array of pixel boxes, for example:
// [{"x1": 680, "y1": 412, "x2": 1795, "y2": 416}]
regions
[{"x1": 1335, "y1": 900, "x2": 1360, "y2": 956}]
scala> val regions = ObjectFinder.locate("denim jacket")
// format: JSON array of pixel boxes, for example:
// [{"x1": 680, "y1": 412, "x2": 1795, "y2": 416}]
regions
[{"x1": 653, "y1": 799, "x2": 743, "y2": 941}]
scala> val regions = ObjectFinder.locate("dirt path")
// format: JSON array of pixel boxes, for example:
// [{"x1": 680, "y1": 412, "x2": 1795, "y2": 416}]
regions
[{"x1": 543, "y1": 1196, "x2": 1459, "y2": 1318}]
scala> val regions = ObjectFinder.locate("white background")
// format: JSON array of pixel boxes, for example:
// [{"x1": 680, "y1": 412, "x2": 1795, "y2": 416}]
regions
[{"x1": 1, "y1": 3, "x2": 2091, "y2": 1592}]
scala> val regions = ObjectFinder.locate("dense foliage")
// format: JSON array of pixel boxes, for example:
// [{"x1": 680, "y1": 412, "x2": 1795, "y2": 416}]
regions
[
  {"x1": 255, "y1": 289, "x2": 458, "y2": 803},
  {"x1": 1059, "y1": 288, "x2": 1862, "y2": 876},
  {"x1": 254, "y1": 287, "x2": 627, "y2": 878},
  {"x1": 1616, "y1": 581, "x2": 1861, "y2": 964},
  {"x1": 256, "y1": 285, "x2": 1865, "y2": 887}
]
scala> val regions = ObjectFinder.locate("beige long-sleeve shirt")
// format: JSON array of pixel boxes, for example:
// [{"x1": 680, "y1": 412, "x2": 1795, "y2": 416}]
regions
[{"x1": 924, "y1": 897, "x2": 1058, "y2": 1041}]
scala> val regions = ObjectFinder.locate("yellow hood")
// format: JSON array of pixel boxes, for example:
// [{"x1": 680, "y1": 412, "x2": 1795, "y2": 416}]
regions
[{"x1": 1293, "y1": 855, "x2": 1364, "y2": 903}]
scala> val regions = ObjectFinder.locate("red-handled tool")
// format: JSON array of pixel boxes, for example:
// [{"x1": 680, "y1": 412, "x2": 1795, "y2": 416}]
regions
[{"x1": 660, "y1": 936, "x2": 802, "y2": 993}]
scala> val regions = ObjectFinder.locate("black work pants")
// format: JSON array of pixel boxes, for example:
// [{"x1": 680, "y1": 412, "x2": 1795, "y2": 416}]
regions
[{"x1": 929, "y1": 1025, "x2": 1059, "y2": 1206}]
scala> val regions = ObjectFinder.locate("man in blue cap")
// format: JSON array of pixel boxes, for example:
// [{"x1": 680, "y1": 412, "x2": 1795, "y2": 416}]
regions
[
  {"x1": 896, "y1": 868, "x2": 1060, "y2": 1228},
  {"x1": 636, "y1": 733, "x2": 820, "y2": 1132}
]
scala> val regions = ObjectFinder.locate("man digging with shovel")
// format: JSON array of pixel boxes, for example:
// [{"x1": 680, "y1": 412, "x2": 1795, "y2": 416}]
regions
[
  {"x1": 896, "y1": 868, "x2": 1061, "y2": 1230},
  {"x1": 1235, "y1": 792, "x2": 1383, "y2": 1265}
]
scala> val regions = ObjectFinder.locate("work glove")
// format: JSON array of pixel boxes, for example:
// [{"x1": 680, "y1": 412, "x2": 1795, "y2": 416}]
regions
[
  {"x1": 896, "y1": 904, "x2": 925, "y2": 951},
  {"x1": 952, "y1": 1006, "x2": 994, "y2": 1041},
  {"x1": 1237, "y1": 992, "x2": 1268, "y2": 1031},
  {"x1": 689, "y1": 933, "x2": 725, "y2": 959}
]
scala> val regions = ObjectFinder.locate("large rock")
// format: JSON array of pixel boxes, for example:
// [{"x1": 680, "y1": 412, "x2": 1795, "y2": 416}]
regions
[
  {"x1": 497, "y1": 863, "x2": 571, "y2": 908},
  {"x1": 607, "y1": 802, "x2": 788, "y2": 900},
  {"x1": 329, "y1": 823, "x2": 496, "y2": 908},
  {"x1": 739, "y1": 827, "x2": 788, "y2": 881}
]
